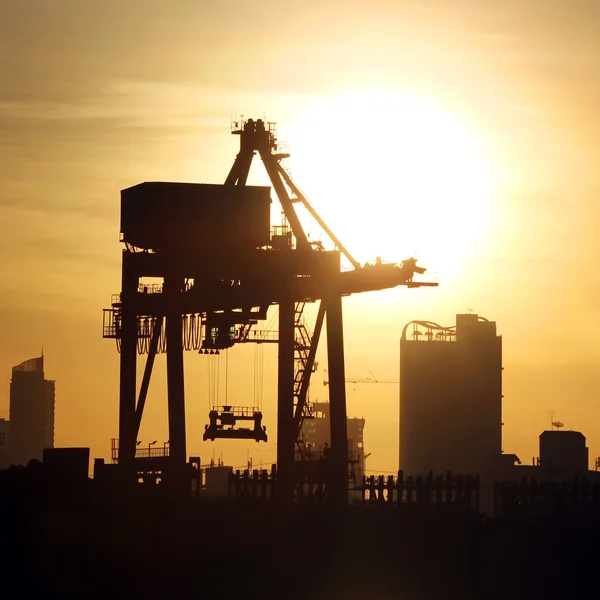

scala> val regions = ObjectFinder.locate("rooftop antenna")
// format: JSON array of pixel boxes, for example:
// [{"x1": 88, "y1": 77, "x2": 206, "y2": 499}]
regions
[{"x1": 549, "y1": 410, "x2": 564, "y2": 430}]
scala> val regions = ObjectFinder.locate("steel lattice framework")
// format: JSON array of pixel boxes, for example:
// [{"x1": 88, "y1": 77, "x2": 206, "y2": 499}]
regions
[{"x1": 103, "y1": 118, "x2": 436, "y2": 503}]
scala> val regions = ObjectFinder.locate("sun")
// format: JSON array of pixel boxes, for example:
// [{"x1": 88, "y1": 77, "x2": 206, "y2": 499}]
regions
[{"x1": 283, "y1": 91, "x2": 497, "y2": 280}]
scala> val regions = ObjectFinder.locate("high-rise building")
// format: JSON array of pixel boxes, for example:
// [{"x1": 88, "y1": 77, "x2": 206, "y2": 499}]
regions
[
  {"x1": 399, "y1": 314, "x2": 502, "y2": 477},
  {"x1": 9, "y1": 355, "x2": 55, "y2": 466}
]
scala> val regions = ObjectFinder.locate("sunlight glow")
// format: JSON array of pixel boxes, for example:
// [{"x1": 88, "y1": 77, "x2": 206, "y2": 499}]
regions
[{"x1": 285, "y1": 91, "x2": 498, "y2": 279}]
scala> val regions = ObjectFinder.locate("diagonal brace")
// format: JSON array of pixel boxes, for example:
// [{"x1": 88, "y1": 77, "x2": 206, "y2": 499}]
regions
[{"x1": 134, "y1": 316, "x2": 163, "y2": 438}]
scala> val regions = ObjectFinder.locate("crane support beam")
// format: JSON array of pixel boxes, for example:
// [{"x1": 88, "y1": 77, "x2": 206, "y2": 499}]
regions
[
  {"x1": 276, "y1": 162, "x2": 361, "y2": 270},
  {"x1": 117, "y1": 245, "x2": 433, "y2": 286},
  {"x1": 277, "y1": 296, "x2": 296, "y2": 499},
  {"x1": 259, "y1": 146, "x2": 310, "y2": 251},
  {"x1": 165, "y1": 276, "x2": 187, "y2": 491},
  {"x1": 225, "y1": 148, "x2": 254, "y2": 187},
  {"x1": 118, "y1": 258, "x2": 138, "y2": 470},
  {"x1": 134, "y1": 316, "x2": 164, "y2": 439},
  {"x1": 111, "y1": 253, "x2": 433, "y2": 318}
]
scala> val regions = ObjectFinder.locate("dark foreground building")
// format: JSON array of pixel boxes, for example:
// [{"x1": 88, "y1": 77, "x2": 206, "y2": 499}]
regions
[
  {"x1": 8, "y1": 355, "x2": 55, "y2": 466},
  {"x1": 2, "y1": 462, "x2": 600, "y2": 600}
]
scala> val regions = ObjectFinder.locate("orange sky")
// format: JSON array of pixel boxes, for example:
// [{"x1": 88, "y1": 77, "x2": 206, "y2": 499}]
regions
[{"x1": 1, "y1": 1, "x2": 599, "y2": 473}]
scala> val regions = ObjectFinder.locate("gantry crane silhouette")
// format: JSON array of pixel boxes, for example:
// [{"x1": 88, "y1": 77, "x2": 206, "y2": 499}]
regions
[{"x1": 103, "y1": 117, "x2": 436, "y2": 503}]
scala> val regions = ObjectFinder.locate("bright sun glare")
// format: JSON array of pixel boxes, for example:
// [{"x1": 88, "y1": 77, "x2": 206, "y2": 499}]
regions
[{"x1": 285, "y1": 91, "x2": 497, "y2": 279}]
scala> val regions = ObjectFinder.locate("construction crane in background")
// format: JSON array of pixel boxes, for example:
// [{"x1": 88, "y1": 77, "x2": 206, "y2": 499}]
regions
[
  {"x1": 323, "y1": 370, "x2": 399, "y2": 386},
  {"x1": 103, "y1": 117, "x2": 436, "y2": 504}
]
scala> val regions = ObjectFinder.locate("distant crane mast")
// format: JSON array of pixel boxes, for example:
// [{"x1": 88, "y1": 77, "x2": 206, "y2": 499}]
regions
[{"x1": 323, "y1": 370, "x2": 399, "y2": 386}]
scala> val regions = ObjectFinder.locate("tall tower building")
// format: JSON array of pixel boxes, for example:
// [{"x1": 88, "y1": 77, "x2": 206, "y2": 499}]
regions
[
  {"x1": 399, "y1": 314, "x2": 502, "y2": 477},
  {"x1": 9, "y1": 355, "x2": 55, "y2": 466}
]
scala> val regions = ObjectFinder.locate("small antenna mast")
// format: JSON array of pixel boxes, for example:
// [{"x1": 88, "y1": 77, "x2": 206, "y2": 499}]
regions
[{"x1": 549, "y1": 410, "x2": 564, "y2": 430}]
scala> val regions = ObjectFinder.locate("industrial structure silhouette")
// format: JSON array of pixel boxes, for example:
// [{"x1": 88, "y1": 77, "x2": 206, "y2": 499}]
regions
[{"x1": 99, "y1": 117, "x2": 435, "y2": 503}]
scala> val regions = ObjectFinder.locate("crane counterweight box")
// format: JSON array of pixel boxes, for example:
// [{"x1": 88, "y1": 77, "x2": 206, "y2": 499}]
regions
[{"x1": 120, "y1": 182, "x2": 272, "y2": 252}]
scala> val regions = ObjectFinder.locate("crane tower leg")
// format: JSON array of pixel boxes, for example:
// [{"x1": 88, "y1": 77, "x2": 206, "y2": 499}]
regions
[
  {"x1": 165, "y1": 276, "x2": 187, "y2": 493},
  {"x1": 134, "y1": 316, "x2": 164, "y2": 439},
  {"x1": 118, "y1": 256, "x2": 138, "y2": 477},
  {"x1": 225, "y1": 149, "x2": 254, "y2": 187},
  {"x1": 325, "y1": 293, "x2": 349, "y2": 507},
  {"x1": 277, "y1": 297, "x2": 296, "y2": 499}
]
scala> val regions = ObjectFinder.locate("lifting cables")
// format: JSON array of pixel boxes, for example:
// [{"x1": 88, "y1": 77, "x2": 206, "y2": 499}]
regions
[
  {"x1": 207, "y1": 348, "x2": 231, "y2": 408},
  {"x1": 207, "y1": 351, "x2": 220, "y2": 409},
  {"x1": 254, "y1": 343, "x2": 264, "y2": 412},
  {"x1": 252, "y1": 306, "x2": 276, "y2": 411},
  {"x1": 182, "y1": 314, "x2": 201, "y2": 351},
  {"x1": 225, "y1": 348, "x2": 229, "y2": 406}
]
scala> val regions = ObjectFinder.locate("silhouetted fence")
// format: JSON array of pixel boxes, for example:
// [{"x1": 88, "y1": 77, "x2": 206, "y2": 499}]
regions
[
  {"x1": 228, "y1": 468, "x2": 480, "y2": 510},
  {"x1": 361, "y1": 471, "x2": 480, "y2": 512},
  {"x1": 228, "y1": 466, "x2": 329, "y2": 504},
  {"x1": 229, "y1": 468, "x2": 277, "y2": 501},
  {"x1": 495, "y1": 477, "x2": 600, "y2": 518}
]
